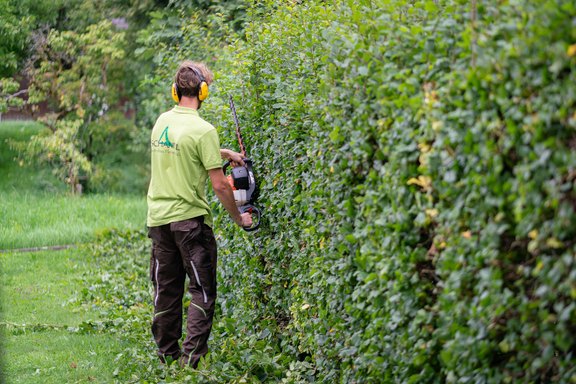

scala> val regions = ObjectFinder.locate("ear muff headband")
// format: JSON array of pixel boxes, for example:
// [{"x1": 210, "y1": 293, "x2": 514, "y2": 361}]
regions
[
  {"x1": 171, "y1": 66, "x2": 209, "y2": 103},
  {"x1": 190, "y1": 66, "x2": 209, "y2": 101}
]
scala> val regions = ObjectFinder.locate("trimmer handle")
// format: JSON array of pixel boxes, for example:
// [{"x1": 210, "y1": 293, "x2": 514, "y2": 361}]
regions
[
  {"x1": 222, "y1": 158, "x2": 252, "y2": 173},
  {"x1": 240, "y1": 204, "x2": 260, "y2": 232}
]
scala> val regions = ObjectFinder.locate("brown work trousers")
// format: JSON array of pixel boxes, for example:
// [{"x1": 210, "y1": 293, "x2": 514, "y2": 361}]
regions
[{"x1": 148, "y1": 217, "x2": 217, "y2": 368}]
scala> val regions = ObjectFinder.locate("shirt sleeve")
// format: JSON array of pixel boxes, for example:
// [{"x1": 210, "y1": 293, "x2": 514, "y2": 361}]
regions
[{"x1": 198, "y1": 128, "x2": 222, "y2": 170}]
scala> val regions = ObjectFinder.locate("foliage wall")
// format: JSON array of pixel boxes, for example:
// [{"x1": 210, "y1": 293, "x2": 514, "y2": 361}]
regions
[{"x1": 177, "y1": 0, "x2": 575, "y2": 382}]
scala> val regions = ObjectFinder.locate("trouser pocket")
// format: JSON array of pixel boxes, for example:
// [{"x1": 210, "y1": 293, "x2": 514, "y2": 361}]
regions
[
  {"x1": 173, "y1": 218, "x2": 217, "y2": 305},
  {"x1": 189, "y1": 260, "x2": 208, "y2": 303},
  {"x1": 185, "y1": 236, "x2": 217, "y2": 305}
]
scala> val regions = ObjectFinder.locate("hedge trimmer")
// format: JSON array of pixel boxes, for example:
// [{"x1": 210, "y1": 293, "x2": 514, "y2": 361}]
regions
[{"x1": 223, "y1": 95, "x2": 260, "y2": 231}]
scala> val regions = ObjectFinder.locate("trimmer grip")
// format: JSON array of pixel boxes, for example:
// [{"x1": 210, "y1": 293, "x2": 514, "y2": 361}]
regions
[
  {"x1": 240, "y1": 204, "x2": 261, "y2": 232},
  {"x1": 222, "y1": 158, "x2": 251, "y2": 173}
]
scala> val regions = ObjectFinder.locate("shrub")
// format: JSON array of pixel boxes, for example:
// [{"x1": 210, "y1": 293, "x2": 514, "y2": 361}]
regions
[{"x1": 136, "y1": 0, "x2": 576, "y2": 382}]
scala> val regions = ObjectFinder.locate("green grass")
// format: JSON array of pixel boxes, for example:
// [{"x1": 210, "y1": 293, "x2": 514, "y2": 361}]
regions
[
  {"x1": 0, "y1": 249, "x2": 127, "y2": 383},
  {"x1": 0, "y1": 192, "x2": 147, "y2": 249},
  {"x1": 4, "y1": 331, "x2": 125, "y2": 384},
  {"x1": 1, "y1": 121, "x2": 149, "y2": 383},
  {"x1": 1, "y1": 249, "x2": 102, "y2": 325}
]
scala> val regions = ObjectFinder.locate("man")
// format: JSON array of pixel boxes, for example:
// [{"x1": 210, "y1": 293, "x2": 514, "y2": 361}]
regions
[{"x1": 146, "y1": 61, "x2": 252, "y2": 368}]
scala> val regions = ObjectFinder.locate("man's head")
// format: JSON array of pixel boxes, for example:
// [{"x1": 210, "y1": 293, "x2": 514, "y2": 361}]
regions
[{"x1": 172, "y1": 61, "x2": 214, "y2": 105}]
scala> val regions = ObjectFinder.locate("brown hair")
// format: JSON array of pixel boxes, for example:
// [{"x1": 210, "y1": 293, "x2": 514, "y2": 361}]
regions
[{"x1": 174, "y1": 61, "x2": 214, "y2": 98}]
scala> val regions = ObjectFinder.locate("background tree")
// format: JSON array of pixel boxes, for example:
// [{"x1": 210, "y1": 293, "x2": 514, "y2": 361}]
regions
[
  {"x1": 20, "y1": 21, "x2": 127, "y2": 191},
  {"x1": 6, "y1": 0, "x2": 170, "y2": 192}
]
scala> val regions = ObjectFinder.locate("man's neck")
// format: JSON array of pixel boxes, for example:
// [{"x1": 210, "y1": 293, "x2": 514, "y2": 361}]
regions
[{"x1": 178, "y1": 96, "x2": 199, "y2": 110}]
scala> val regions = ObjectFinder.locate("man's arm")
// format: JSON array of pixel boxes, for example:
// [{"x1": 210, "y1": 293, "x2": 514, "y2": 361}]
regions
[{"x1": 209, "y1": 168, "x2": 252, "y2": 227}]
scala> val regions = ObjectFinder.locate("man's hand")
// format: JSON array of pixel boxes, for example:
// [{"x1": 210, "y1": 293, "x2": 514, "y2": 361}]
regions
[
  {"x1": 240, "y1": 212, "x2": 253, "y2": 228},
  {"x1": 220, "y1": 149, "x2": 245, "y2": 167}
]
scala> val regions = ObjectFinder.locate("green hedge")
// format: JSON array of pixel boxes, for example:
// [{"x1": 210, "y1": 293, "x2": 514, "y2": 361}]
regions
[{"x1": 138, "y1": 0, "x2": 576, "y2": 382}]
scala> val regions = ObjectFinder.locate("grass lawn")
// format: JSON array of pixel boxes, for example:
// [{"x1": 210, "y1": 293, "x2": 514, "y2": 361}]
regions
[
  {"x1": 1, "y1": 121, "x2": 149, "y2": 383},
  {"x1": 0, "y1": 249, "x2": 128, "y2": 384},
  {"x1": 0, "y1": 191, "x2": 147, "y2": 249},
  {"x1": 2, "y1": 249, "x2": 103, "y2": 325},
  {"x1": 4, "y1": 331, "x2": 124, "y2": 384}
]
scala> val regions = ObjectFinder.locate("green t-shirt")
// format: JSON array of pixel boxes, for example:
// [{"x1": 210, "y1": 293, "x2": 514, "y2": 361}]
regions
[{"x1": 146, "y1": 106, "x2": 222, "y2": 227}]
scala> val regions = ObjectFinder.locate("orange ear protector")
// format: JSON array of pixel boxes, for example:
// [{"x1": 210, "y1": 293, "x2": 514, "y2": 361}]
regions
[{"x1": 171, "y1": 66, "x2": 209, "y2": 103}]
